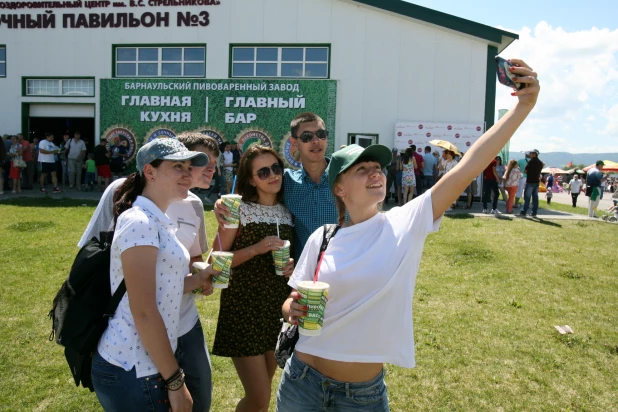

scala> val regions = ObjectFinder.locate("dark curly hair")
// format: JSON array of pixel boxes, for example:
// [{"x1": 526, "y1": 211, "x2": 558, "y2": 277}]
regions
[{"x1": 236, "y1": 145, "x2": 285, "y2": 204}]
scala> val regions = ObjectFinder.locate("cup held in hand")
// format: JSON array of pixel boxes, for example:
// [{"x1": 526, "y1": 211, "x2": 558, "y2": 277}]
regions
[
  {"x1": 296, "y1": 281, "x2": 329, "y2": 336},
  {"x1": 272, "y1": 240, "x2": 291, "y2": 276},
  {"x1": 221, "y1": 194, "x2": 242, "y2": 228},
  {"x1": 210, "y1": 251, "x2": 234, "y2": 289}
]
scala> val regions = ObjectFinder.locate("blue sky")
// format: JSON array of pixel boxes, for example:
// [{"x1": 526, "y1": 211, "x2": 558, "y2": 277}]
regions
[{"x1": 406, "y1": 0, "x2": 618, "y2": 154}]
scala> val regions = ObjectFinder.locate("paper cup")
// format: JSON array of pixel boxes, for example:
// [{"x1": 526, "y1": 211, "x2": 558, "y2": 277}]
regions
[
  {"x1": 272, "y1": 240, "x2": 291, "y2": 276},
  {"x1": 221, "y1": 194, "x2": 242, "y2": 228},
  {"x1": 210, "y1": 251, "x2": 234, "y2": 289},
  {"x1": 190, "y1": 262, "x2": 208, "y2": 297},
  {"x1": 296, "y1": 281, "x2": 329, "y2": 336}
]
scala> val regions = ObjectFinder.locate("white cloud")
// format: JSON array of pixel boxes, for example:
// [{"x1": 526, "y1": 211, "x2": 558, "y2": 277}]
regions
[{"x1": 494, "y1": 22, "x2": 618, "y2": 154}]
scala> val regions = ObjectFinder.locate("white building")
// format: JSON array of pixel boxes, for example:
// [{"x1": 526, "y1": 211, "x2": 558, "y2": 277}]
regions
[{"x1": 0, "y1": 0, "x2": 517, "y2": 152}]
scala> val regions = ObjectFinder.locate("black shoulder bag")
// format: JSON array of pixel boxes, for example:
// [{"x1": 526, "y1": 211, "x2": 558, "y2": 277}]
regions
[{"x1": 274, "y1": 224, "x2": 340, "y2": 369}]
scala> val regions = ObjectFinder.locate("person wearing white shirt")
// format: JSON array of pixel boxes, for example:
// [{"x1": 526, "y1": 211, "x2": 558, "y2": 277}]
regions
[
  {"x1": 277, "y1": 59, "x2": 539, "y2": 411},
  {"x1": 568, "y1": 174, "x2": 583, "y2": 208},
  {"x1": 221, "y1": 142, "x2": 236, "y2": 194},
  {"x1": 83, "y1": 134, "x2": 220, "y2": 411},
  {"x1": 91, "y1": 138, "x2": 215, "y2": 412},
  {"x1": 65, "y1": 131, "x2": 87, "y2": 190},
  {"x1": 38, "y1": 132, "x2": 62, "y2": 193}
]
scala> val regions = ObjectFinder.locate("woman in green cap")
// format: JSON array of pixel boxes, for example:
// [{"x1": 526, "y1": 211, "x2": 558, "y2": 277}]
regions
[{"x1": 277, "y1": 59, "x2": 540, "y2": 411}]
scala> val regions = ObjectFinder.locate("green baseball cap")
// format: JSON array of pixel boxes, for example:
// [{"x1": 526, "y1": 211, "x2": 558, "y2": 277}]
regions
[
  {"x1": 136, "y1": 137, "x2": 209, "y2": 175},
  {"x1": 596, "y1": 160, "x2": 605, "y2": 166},
  {"x1": 327, "y1": 144, "x2": 393, "y2": 189}
]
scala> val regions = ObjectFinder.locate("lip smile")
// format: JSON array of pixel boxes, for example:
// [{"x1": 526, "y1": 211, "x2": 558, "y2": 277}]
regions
[{"x1": 367, "y1": 183, "x2": 383, "y2": 189}]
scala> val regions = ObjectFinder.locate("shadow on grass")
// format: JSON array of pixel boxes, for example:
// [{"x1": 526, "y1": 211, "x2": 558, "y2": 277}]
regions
[
  {"x1": 532, "y1": 218, "x2": 563, "y2": 228},
  {"x1": 445, "y1": 213, "x2": 474, "y2": 220},
  {"x1": 0, "y1": 197, "x2": 99, "y2": 208}
]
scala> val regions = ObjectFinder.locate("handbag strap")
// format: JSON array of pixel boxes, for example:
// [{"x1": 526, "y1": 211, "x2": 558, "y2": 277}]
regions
[{"x1": 313, "y1": 224, "x2": 340, "y2": 282}]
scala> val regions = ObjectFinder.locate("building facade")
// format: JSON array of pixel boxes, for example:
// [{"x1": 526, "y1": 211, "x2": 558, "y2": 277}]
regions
[{"x1": 0, "y1": 0, "x2": 517, "y2": 162}]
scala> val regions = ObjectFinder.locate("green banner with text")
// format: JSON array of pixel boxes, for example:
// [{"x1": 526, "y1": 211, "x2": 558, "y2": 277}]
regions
[{"x1": 100, "y1": 78, "x2": 337, "y2": 171}]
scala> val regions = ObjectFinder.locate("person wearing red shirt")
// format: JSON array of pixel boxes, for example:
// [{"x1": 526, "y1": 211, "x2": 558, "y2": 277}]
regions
[
  {"x1": 18, "y1": 134, "x2": 35, "y2": 189},
  {"x1": 482, "y1": 157, "x2": 500, "y2": 213}
]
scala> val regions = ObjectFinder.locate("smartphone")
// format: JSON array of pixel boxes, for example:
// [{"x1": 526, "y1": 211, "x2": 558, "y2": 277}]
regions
[{"x1": 495, "y1": 56, "x2": 525, "y2": 90}]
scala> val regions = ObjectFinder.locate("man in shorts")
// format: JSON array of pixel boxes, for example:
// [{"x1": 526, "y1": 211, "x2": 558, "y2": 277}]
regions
[
  {"x1": 38, "y1": 132, "x2": 62, "y2": 193},
  {"x1": 93, "y1": 138, "x2": 111, "y2": 191}
]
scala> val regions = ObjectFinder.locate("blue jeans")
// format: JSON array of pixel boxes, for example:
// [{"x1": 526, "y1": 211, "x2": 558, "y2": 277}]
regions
[
  {"x1": 422, "y1": 175, "x2": 434, "y2": 191},
  {"x1": 276, "y1": 354, "x2": 390, "y2": 412},
  {"x1": 176, "y1": 320, "x2": 212, "y2": 412},
  {"x1": 522, "y1": 182, "x2": 539, "y2": 214},
  {"x1": 482, "y1": 179, "x2": 499, "y2": 210},
  {"x1": 91, "y1": 352, "x2": 170, "y2": 411}
]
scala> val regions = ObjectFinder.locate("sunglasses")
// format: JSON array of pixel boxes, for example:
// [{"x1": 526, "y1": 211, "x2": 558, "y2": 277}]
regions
[
  {"x1": 297, "y1": 129, "x2": 329, "y2": 143},
  {"x1": 254, "y1": 163, "x2": 283, "y2": 180}
]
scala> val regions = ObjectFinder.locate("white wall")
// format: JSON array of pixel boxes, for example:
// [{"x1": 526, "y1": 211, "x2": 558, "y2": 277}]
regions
[{"x1": 0, "y1": 0, "x2": 489, "y2": 148}]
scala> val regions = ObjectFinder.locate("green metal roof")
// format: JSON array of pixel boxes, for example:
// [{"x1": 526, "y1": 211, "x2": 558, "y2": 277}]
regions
[{"x1": 353, "y1": 0, "x2": 518, "y2": 51}]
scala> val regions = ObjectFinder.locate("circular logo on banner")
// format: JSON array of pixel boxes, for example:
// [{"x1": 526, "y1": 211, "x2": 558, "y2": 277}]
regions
[
  {"x1": 447, "y1": 125, "x2": 452, "y2": 130},
  {"x1": 417, "y1": 148, "x2": 423, "y2": 153},
  {"x1": 280, "y1": 133, "x2": 301, "y2": 170},
  {"x1": 102, "y1": 125, "x2": 138, "y2": 162},
  {"x1": 418, "y1": 124, "x2": 424, "y2": 129},
  {"x1": 426, "y1": 132, "x2": 431, "y2": 138},
  {"x1": 455, "y1": 133, "x2": 460, "y2": 138},
  {"x1": 408, "y1": 139, "x2": 413, "y2": 145},
  {"x1": 397, "y1": 131, "x2": 402, "y2": 137},
  {"x1": 476, "y1": 126, "x2": 482, "y2": 132},
  {"x1": 195, "y1": 126, "x2": 225, "y2": 146},
  {"x1": 466, "y1": 141, "x2": 471, "y2": 147},
  {"x1": 235, "y1": 128, "x2": 274, "y2": 153},
  {"x1": 145, "y1": 126, "x2": 177, "y2": 144}
]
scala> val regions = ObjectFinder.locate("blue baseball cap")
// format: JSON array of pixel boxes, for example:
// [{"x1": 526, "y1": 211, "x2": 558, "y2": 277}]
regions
[{"x1": 136, "y1": 138, "x2": 209, "y2": 175}]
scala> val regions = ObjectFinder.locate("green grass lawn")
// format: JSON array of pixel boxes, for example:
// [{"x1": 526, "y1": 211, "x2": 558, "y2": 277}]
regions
[{"x1": 1, "y1": 197, "x2": 617, "y2": 411}]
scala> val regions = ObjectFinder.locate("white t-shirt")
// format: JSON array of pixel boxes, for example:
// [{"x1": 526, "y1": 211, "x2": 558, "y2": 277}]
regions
[
  {"x1": 38, "y1": 140, "x2": 58, "y2": 163},
  {"x1": 222, "y1": 151, "x2": 234, "y2": 171},
  {"x1": 97, "y1": 196, "x2": 189, "y2": 378},
  {"x1": 166, "y1": 192, "x2": 209, "y2": 336},
  {"x1": 78, "y1": 179, "x2": 208, "y2": 339},
  {"x1": 67, "y1": 138, "x2": 87, "y2": 160},
  {"x1": 569, "y1": 179, "x2": 583, "y2": 194},
  {"x1": 288, "y1": 190, "x2": 441, "y2": 368}
]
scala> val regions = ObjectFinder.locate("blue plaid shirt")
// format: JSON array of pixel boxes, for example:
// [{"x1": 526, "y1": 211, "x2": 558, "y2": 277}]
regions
[{"x1": 284, "y1": 160, "x2": 338, "y2": 261}]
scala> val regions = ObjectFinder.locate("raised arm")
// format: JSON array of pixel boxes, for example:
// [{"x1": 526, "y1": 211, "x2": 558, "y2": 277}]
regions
[{"x1": 431, "y1": 59, "x2": 539, "y2": 220}]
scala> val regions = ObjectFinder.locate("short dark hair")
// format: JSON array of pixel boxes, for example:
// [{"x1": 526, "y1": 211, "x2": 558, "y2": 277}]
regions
[
  {"x1": 74, "y1": 131, "x2": 81, "y2": 136},
  {"x1": 236, "y1": 145, "x2": 285, "y2": 204},
  {"x1": 425, "y1": 146, "x2": 431, "y2": 152},
  {"x1": 176, "y1": 132, "x2": 220, "y2": 156},
  {"x1": 100, "y1": 138, "x2": 108, "y2": 143},
  {"x1": 290, "y1": 112, "x2": 325, "y2": 138},
  {"x1": 45, "y1": 132, "x2": 54, "y2": 139},
  {"x1": 410, "y1": 145, "x2": 417, "y2": 151}
]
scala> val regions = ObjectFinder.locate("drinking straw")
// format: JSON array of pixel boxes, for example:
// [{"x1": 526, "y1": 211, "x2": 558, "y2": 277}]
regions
[
  {"x1": 231, "y1": 175, "x2": 237, "y2": 194},
  {"x1": 276, "y1": 217, "x2": 280, "y2": 238},
  {"x1": 216, "y1": 232, "x2": 223, "y2": 252}
]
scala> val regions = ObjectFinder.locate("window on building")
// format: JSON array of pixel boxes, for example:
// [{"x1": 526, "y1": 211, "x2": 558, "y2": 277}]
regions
[
  {"x1": 231, "y1": 46, "x2": 329, "y2": 78},
  {"x1": 115, "y1": 46, "x2": 206, "y2": 77},
  {"x1": 26, "y1": 79, "x2": 95, "y2": 96},
  {"x1": 0, "y1": 47, "x2": 6, "y2": 77}
]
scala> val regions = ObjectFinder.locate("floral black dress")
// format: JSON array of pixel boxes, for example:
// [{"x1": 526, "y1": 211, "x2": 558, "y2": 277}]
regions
[{"x1": 212, "y1": 201, "x2": 294, "y2": 357}]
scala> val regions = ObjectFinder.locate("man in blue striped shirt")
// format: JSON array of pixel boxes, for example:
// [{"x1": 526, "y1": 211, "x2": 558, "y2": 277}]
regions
[{"x1": 215, "y1": 112, "x2": 338, "y2": 261}]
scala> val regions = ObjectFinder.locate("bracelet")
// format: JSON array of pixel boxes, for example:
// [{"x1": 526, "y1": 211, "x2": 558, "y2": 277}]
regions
[{"x1": 165, "y1": 368, "x2": 185, "y2": 391}]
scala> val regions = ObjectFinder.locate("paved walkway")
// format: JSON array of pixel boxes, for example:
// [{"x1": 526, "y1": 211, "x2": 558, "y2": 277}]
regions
[
  {"x1": 544, "y1": 189, "x2": 615, "y2": 211},
  {"x1": 1, "y1": 185, "x2": 611, "y2": 221}
]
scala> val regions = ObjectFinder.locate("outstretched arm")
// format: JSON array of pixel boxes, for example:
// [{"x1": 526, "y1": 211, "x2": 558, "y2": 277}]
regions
[{"x1": 431, "y1": 59, "x2": 540, "y2": 220}]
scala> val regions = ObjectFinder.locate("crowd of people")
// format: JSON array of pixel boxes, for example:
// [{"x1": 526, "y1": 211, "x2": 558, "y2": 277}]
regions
[{"x1": 63, "y1": 57, "x2": 542, "y2": 412}]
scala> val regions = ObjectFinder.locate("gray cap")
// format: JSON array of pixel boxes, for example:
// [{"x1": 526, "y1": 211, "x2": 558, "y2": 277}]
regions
[{"x1": 136, "y1": 138, "x2": 209, "y2": 175}]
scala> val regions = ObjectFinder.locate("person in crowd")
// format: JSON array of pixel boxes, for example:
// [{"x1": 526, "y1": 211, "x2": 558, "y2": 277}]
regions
[
  {"x1": 482, "y1": 156, "x2": 500, "y2": 214},
  {"x1": 437, "y1": 149, "x2": 458, "y2": 181},
  {"x1": 94, "y1": 138, "x2": 111, "y2": 191},
  {"x1": 8, "y1": 135, "x2": 23, "y2": 194},
  {"x1": 514, "y1": 153, "x2": 529, "y2": 208},
  {"x1": 395, "y1": 150, "x2": 403, "y2": 205},
  {"x1": 410, "y1": 144, "x2": 424, "y2": 197},
  {"x1": 401, "y1": 148, "x2": 416, "y2": 205},
  {"x1": 546, "y1": 173, "x2": 554, "y2": 192},
  {"x1": 81, "y1": 134, "x2": 220, "y2": 411},
  {"x1": 83, "y1": 153, "x2": 97, "y2": 191},
  {"x1": 585, "y1": 161, "x2": 607, "y2": 218},
  {"x1": 567, "y1": 174, "x2": 583, "y2": 207},
  {"x1": 0, "y1": 135, "x2": 6, "y2": 194},
  {"x1": 110, "y1": 137, "x2": 129, "y2": 181},
  {"x1": 599, "y1": 175, "x2": 606, "y2": 200},
  {"x1": 32, "y1": 137, "x2": 40, "y2": 182},
  {"x1": 38, "y1": 132, "x2": 62, "y2": 194},
  {"x1": 422, "y1": 145, "x2": 437, "y2": 192},
  {"x1": 90, "y1": 138, "x2": 216, "y2": 412},
  {"x1": 59, "y1": 134, "x2": 70, "y2": 187},
  {"x1": 215, "y1": 112, "x2": 339, "y2": 263},
  {"x1": 503, "y1": 159, "x2": 523, "y2": 213},
  {"x1": 17, "y1": 134, "x2": 34, "y2": 190},
  {"x1": 221, "y1": 142, "x2": 236, "y2": 195},
  {"x1": 2, "y1": 135, "x2": 11, "y2": 192},
  {"x1": 212, "y1": 146, "x2": 294, "y2": 412},
  {"x1": 520, "y1": 150, "x2": 544, "y2": 217},
  {"x1": 495, "y1": 156, "x2": 508, "y2": 205},
  {"x1": 277, "y1": 59, "x2": 539, "y2": 411},
  {"x1": 66, "y1": 131, "x2": 87, "y2": 190},
  {"x1": 384, "y1": 148, "x2": 399, "y2": 204},
  {"x1": 231, "y1": 142, "x2": 242, "y2": 175},
  {"x1": 545, "y1": 187, "x2": 553, "y2": 205}
]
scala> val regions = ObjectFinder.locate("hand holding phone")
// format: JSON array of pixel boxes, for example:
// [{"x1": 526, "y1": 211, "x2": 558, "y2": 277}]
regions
[{"x1": 495, "y1": 56, "x2": 526, "y2": 90}]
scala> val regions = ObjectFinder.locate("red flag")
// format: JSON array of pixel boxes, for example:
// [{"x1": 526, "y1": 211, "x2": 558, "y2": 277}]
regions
[{"x1": 566, "y1": 161, "x2": 573, "y2": 168}]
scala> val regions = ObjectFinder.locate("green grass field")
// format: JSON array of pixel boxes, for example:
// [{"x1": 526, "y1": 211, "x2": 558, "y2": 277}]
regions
[{"x1": 1, "y1": 197, "x2": 617, "y2": 411}]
